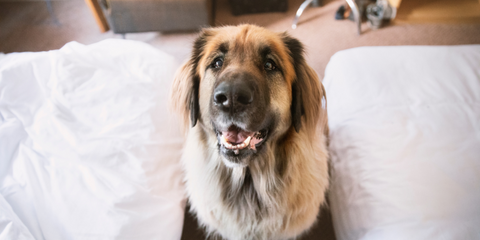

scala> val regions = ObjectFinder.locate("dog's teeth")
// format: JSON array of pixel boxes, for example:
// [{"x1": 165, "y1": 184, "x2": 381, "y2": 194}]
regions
[
  {"x1": 223, "y1": 141, "x2": 232, "y2": 149},
  {"x1": 244, "y1": 136, "x2": 251, "y2": 145},
  {"x1": 221, "y1": 135, "x2": 254, "y2": 151},
  {"x1": 234, "y1": 149, "x2": 239, "y2": 155}
]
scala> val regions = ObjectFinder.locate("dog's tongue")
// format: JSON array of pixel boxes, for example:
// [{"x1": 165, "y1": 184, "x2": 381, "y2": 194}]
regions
[{"x1": 222, "y1": 126, "x2": 254, "y2": 144}]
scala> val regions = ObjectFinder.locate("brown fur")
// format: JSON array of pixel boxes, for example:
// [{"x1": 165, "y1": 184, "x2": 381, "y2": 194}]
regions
[{"x1": 170, "y1": 24, "x2": 329, "y2": 240}]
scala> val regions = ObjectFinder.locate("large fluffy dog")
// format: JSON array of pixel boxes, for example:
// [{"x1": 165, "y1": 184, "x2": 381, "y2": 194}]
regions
[{"x1": 171, "y1": 24, "x2": 329, "y2": 240}]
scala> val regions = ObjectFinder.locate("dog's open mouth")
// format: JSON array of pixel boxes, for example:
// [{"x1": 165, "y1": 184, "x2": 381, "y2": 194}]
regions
[{"x1": 216, "y1": 125, "x2": 268, "y2": 156}]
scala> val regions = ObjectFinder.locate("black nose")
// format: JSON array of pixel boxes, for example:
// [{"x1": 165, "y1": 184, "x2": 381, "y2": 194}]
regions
[{"x1": 213, "y1": 81, "x2": 254, "y2": 110}]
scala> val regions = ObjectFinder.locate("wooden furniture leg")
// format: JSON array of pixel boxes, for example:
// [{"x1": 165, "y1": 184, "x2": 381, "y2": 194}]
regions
[{"x1": 85, "y1": 0, "x2": 110, "y2": 32}]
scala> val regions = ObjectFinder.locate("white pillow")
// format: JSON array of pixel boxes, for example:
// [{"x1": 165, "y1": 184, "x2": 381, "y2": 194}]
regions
[
  {"x1": 324, "y1": 45, "x2": 480, "y2": 240},
  {"x1": 0, "y1": 40, "x2": 185, "y2": 240}
]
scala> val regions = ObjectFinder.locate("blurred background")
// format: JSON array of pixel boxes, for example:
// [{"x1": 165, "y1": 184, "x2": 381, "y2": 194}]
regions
[
  {"x1": 1, "y1": 0, "x2": 479, "y2": 239},
  {"x1": 1, "y1": 0, "x2": 480, "y2": 80}
]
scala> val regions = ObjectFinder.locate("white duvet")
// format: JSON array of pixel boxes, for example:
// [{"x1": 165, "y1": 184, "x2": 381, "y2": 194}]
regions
[
  {"x1": 324, "y1": 45, "x2": 480, "y2": 240},
  {"x1": 0, "y1": 40, "x2": 185, "y2": 240}
]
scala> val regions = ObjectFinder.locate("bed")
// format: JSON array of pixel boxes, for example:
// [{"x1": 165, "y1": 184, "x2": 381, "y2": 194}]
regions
[
  {"x1": 0, "y1": 40, "x2": 185, "y2": 240},
  {"x1": 324, "y1": 45, "x2": 480, "y2": 240},
  {"x1": 1, "y1": 40, "x2": 479, "y2": 240}
]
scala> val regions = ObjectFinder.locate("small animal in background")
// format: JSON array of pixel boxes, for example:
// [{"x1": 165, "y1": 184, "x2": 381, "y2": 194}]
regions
[{"x1": 171, "y1": 24, "x2": 329, "y2": 240}]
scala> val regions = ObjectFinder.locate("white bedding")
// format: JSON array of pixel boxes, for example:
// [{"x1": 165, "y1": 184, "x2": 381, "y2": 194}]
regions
[
  {"x1": 324, "y1": 45, "x2": 480, "y2": 240},
  {"x1": 0, "y1": 40, "x2": 185, "y2": 240}
]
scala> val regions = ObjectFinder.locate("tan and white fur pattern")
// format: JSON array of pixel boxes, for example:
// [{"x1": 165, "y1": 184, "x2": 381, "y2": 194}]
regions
[{"x1": 171, "y1": 25, "x2": 329, "y2": 240}]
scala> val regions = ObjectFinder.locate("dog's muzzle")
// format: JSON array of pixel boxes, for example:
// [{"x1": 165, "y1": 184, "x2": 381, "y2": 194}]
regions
[{"x1": 211, "y1": 71, "x2": 270, "y2": 167}]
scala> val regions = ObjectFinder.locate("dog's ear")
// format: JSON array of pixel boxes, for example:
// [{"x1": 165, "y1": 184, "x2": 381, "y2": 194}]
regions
[
  {"x1": 291, "y1": 79, "x2": 303, "y2": 132},
  {"x1": 170, "y1": 31, "x2": 210, "y2": 130},
  {"x1": 170, "y1": 61, "x2": 199, "y2": 129},
  {"x1": 282, "y1": 34, "x2": 327, "y2": 136}
]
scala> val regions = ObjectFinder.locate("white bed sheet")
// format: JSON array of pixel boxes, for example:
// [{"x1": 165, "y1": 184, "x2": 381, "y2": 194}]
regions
[
  {"x1": 324, "y1": 45, "x2": 480, "y2": 240},
  {"x1": 0, "y1": 40, "x2": 185, "y2": 240}
]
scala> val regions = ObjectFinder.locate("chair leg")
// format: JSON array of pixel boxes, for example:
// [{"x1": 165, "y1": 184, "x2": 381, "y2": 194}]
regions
[
  {"x1": 292, "y1": 0, "x2": 315, "y2": 29},
  {"x1": 346, "y1": 0, "x2": 361, "y2": 34}
]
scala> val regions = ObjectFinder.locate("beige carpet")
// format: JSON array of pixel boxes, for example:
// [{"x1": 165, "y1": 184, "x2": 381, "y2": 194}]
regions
[
  {"x1": 1, "y1": 1, "x2": 479, "y2": 239},
  {"x1": 1, "y1": 0, "x2": 480, "y2": 80}
]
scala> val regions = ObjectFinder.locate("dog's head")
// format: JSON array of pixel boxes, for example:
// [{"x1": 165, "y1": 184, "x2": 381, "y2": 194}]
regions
[{"x1": 171, "y1": 25, "x2": 326, "y2": 168}]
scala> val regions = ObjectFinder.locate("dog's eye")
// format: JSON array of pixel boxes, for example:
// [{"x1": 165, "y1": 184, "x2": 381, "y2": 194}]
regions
[
  {"x1": 264, "y1": 60, "x2": 276, "y2": 71},
  {"x1": 211, "y1": 58, "x2": 223, "y2": 69}
]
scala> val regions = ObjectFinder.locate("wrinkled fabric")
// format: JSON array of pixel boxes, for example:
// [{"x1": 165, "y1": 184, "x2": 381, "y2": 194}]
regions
[
  {"x1": 324, "y1": 45, "x2": 480, "y2": 240},
  {"x1": 0, "y1": 39, "x2": 185, "y2": 240}
]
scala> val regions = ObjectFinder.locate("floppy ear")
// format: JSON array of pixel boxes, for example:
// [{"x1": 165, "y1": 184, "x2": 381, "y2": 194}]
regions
[
  {"x1": 170, "y1": 61, "x2": 199, "y2": 129},
  {"x1": 291, "y1": 80, "x2": 303, "y2": 132},
  {"x1": 170, "y1": 31, "x2": 209, "y2": 130},
  {"x1": 282, "y1": 34, "x2": 327, "y2": 136}
]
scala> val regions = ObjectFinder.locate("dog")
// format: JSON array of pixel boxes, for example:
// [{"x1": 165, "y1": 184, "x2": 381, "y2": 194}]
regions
[{"x1": 170, "y1": 24, "x2": 329, "y2": 240}]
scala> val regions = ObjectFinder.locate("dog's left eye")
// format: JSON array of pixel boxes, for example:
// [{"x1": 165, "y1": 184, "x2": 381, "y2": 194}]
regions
[
  {"x1": 264, "y1": 60, "x2": 276, "y2": 71},
  {"x1": 211, "y1": 58, "x2": 224, "y2": 69}
]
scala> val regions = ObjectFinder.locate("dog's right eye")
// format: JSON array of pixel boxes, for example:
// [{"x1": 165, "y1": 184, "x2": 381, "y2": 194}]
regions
[{"x1": 211, "y1": 58, "x2": 224, "y2": 69}]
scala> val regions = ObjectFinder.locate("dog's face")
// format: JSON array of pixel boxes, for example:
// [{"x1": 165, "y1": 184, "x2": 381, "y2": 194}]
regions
[
  {"x1": 199, "y1": 26, "x2": 297, "y2": 167},
  {"x1": 172, "y1": 25, "x2": 325, "y2": 168}
]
